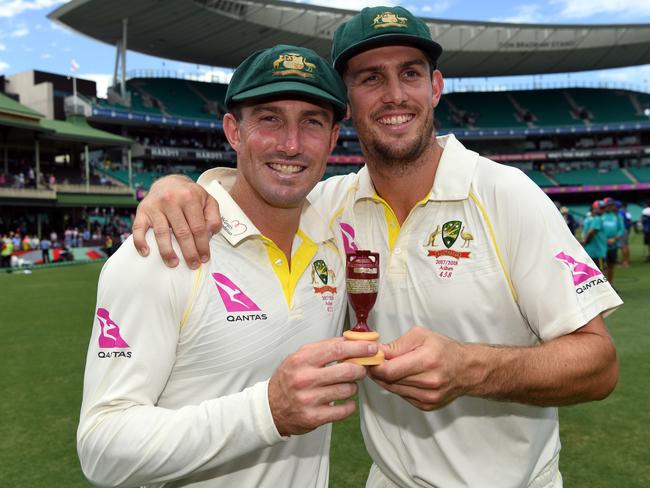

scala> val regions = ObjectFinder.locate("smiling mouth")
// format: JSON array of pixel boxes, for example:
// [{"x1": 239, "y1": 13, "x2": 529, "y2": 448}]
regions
[
  {"x1": 377, "y1": 114, "x2": 414, "y2": 126},
  {"x1": 268, "y1": 162, "x2": 305, "y2": 174}
]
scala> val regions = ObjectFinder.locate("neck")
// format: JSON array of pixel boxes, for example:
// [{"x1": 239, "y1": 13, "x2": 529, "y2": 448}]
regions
[
  {"x1": 229, "y1": 185, "x2": 302, "y2": 265},
  {"x1": 364, "y1": 137, "x2": 443, "y2": 224}
]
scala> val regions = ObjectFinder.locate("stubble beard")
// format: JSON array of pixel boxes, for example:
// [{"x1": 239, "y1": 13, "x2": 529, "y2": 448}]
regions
[{"x1": 357, "y1": 110, "x2": 435, "y2": 176}]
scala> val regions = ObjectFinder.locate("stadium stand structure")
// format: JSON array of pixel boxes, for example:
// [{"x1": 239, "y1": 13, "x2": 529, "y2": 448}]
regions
[{"x1": 2, "y1": 0, "x2": 650, "y2": 239}]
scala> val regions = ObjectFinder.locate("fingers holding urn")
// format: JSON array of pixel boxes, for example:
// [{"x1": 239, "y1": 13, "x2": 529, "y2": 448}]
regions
[{"x1": 267, "y1": 338, "x2": 374, "y2": 437}]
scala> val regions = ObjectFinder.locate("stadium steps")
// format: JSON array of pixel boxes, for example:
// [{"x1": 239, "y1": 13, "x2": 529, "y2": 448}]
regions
[
  {"x1": 562, "y1": 91, "x2": 591, "y2": 126},
  {"x1": 445, "y1": 92, "x2": 526, "y2": 128},
  {"x1": 628, "y1": 166, "x2": 650, "y2": 183},
  {"x1": 513, "y1": 90, "x2": 577, "y2": 127},
  {"x1": 627, "y1": 93, "x2": 646, "y2": 116},
  {"x1": 569, "y1": 89, "x2": 639, "y2": 124},
  {"x1": 622, "y1": 167, "x2": 639, "y2": 183}
]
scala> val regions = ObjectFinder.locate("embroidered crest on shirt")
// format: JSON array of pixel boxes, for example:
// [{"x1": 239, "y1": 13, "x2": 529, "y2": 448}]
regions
[
  {"x1": 423, "y1": 220, "x2": 472, "y2": 280},
  {"x1": 311, "y1": 259, "x2": 337, "y2": 313}
]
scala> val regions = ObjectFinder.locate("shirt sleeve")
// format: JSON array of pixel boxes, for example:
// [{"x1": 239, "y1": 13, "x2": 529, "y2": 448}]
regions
[
  {"x1": 77, "y1": 233, "x2": 284, "y2": 487},
  {"x1": 487, "y1": 166, "x2": 623, "y2": 341}
]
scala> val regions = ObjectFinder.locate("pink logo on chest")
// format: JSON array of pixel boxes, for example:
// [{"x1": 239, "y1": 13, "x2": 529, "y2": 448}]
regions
[
  {"x1": 554, "y1": 251, "x2": 602, "y2": 286},
  {"x1": 96, "y1": 308, "x2": 129, "y2": 348},
  {"x1": 339, "y1": 222, "x2": 358, "y2": 255},
  {"x1": 212, "y1": 273, "x2": 261, "y2": 312}
]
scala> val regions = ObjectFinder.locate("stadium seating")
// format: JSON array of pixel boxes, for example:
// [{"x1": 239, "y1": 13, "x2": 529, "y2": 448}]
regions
[
  {"x1": 569, "y1": 88, "x2": 641, "y2": 124},
  {"x1": 524, "y1": 170, "x2": 556, "y2": 187},
  {"x1": 511, "y1": 90, "x2": 577, "y2": 127},
  {"x1": 552, "y1": 167, "x2": 634, "y2": 186},
  {"x1": 444, "y1": 92, "x2": 526, "y2": 128}
]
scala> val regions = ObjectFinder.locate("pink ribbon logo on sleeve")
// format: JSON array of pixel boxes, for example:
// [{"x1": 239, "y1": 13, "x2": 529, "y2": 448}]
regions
[
  {"x1": 554, "y1": 251, "x2": 602, "y2": 286},
  {"x1": 96, "y1": 308, "x2": 129, "y2": 348}
]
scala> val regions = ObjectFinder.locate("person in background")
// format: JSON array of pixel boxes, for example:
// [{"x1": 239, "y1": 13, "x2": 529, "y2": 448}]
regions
[
  {"x1": 617, "y1": 201, "x2": 632, "y2": 267},
  {"x1": 560, "y1": 206, "x2": 579, "y2": 235},
  {"x1": 39, "y1": 236, "x2": 51, "y2": 264},
  {"x1": 601, "y1": 197, "x2": 625, "y2": 284},
  {"x1": 581, "y1": 200, "x2": 607, "y2": 271},
  {"x1": 642, "y1": 202, "x2": 650, "y2": 262}
]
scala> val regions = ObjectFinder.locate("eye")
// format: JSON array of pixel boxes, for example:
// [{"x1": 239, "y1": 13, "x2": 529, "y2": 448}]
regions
[
  {"x1": 403, "y1": 69, "x2": 421, "y2": 80},
  {"x1": 361, "y1": 73, "x2": 381, "y2": 85},
  {"x1": 305, "y1": 118, "x2": 325, "y2": 127}
]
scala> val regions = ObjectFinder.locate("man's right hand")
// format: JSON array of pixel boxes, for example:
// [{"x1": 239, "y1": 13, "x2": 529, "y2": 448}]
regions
[
  {"x1": 268, "y1": 337, "x2": 377, "y2": 436},
  {"x1": 132, "y1": 175, "x2": 221, "y2": 269}
]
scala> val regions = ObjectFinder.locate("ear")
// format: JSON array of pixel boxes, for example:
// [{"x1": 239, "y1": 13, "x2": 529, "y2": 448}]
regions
[
  {"x1": 223, "y1": 113, "x2": 241, "y2": 152},
  {"x1": 431, "y1": 69, "x2": 444, "y2": 108},
  {"x1": 329, "y1": 122, "x2": 341, "y2": 154}
]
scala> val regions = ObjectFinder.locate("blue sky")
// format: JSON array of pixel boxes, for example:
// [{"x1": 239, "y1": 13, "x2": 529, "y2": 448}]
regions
[{"x1": 1, "y1": 0, "x2": 650, "y2": 97}]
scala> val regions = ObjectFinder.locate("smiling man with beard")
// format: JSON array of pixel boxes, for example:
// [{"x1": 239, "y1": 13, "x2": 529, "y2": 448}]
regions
[{"x1": 131, "y1": 7, "x2": 622, "y2": 488}]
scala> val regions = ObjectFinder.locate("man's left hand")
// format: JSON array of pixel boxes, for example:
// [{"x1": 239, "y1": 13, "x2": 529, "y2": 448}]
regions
[{"x1": 368, "y1": 326, "x2": 468, "y2": 411}]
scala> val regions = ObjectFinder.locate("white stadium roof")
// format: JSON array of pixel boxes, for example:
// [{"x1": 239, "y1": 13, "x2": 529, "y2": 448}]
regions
[{"x1": 49, "y1": 0, "x2": 650, "y2": 77}]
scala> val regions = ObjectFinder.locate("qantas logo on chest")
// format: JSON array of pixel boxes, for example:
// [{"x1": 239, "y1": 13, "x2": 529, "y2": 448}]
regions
[
  {"x1": 212, "y1": 273, "x2": 268, "y2": 322},
  {"x1": 339, "y1": 222, "x2": 358, "y2": 255},
  {"x1": 212, "y1": 273, "x2": 260, "y2": 311}
]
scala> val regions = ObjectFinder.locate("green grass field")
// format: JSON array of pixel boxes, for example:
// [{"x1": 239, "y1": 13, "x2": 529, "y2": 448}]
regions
[{"x1": 1, "y1": 234, "x2": 648, "y2": 487}]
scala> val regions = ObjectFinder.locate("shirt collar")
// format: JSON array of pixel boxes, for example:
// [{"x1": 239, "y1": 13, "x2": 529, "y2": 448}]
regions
[
  {"x1": 354, "y1": 133, "x2": 478, "y2": 203},
  {"x1": 197, "y1": 167, "x2": 333, "y2": 246}
]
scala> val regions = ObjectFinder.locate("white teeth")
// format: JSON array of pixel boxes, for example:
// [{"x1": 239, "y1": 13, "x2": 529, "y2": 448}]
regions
[
  {"x1": 379, "y1": 114, "x2": 413, "y2": 125},
  {"x1": 269, "y1": 163, "x2": 303, "y2": 174}
]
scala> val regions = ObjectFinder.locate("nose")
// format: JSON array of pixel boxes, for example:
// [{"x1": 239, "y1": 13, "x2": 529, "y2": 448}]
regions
[
  {"x1": 277, "y1": 123, "x2": 302, "y2": 156},
  {"x1": 381, "y1": 73, "x2": 408, "y2": 105}
]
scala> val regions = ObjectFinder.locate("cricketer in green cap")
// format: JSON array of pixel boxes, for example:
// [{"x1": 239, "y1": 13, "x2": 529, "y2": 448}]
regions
[
  {"x1": 225, "y1": 44, "x2": 348, "y2": 119},
  {"x1": 332, "y1": 6, "x2": 442, "y2": 73}
]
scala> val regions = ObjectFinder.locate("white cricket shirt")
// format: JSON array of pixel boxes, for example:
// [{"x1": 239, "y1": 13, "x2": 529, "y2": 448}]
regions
[
  {"x1": 308, "y1": 134, "x2": 623, "y2": 488},
  {"x1": 77, "y1": 170, "x2": 346, "y2": 487}
]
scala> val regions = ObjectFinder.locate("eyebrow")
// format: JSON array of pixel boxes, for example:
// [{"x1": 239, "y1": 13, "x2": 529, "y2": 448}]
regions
[
  {"x1": 349, "y1": 58, "x2": 428, "y2": 78},
  {"x1": 249, "y1": 104, "x2": 332, "y2": 121}
]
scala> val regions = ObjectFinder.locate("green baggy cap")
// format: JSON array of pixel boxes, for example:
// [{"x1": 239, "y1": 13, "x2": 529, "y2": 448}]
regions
[
  {"x1": 332, "y1": 6, "x2": 443, "y2": 74},
  {"x1": 225, "y1": 44, "x2": 347, "y2": 118}
]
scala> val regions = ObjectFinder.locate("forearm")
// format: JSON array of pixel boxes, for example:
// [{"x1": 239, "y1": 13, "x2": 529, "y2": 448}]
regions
[
  {"x1": 462, "y1": 320, "x2": 618, "y2": 406},
  {"x1": 78, "y1": 382, "x2": 281, "y2": 486}
]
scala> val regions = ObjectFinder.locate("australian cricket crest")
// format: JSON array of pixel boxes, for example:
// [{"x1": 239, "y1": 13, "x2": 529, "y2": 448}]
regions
[
  {"x1": 423, "y1": 220, "x2": 473, "y2": 280},
  {"x1": 312, "y1": 259, "x2": 337, "y2": 313}
]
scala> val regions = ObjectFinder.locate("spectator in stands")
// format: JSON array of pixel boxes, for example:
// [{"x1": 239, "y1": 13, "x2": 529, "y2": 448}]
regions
[
  {"x1": 560, "y1": 206, "x2": 579, "y2": 235},
  {"x1": 0, "y1": 172, "x2": 6, "y2": 186},
  {"x1": 11, "y1": 231, "x2": 20, "y2": 251},
  {"x1": 642, "y1": 203, "x2": 650, "y2": 262},
  {"x1": 617, "y1": 201, "x2": 632, "y2": 267},
  {"x1": 582, "y1": 200, "x2": 607, "y2": 271},
  {"x1": 1, "y1": 233, "x2": 14, "y2": 268},
  {"x1": 21, "y1": 234, "x2": 31, "y2": 251},
  {"x1": 28, "y1": 167, "x2": 35, "y2": 188},
  {"x1": 40, "y1": 236, "x2": 51, "y2": 264},
  {"x1": 601, "y1": 197, "x2": 625, "y2": 284},
  {"x1": 30, "y1": 234, "x2": 40, "y2": 251}
]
